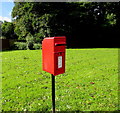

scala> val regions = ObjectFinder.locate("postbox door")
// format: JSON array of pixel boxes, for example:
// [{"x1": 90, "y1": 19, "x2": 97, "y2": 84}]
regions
[{"x1": 54, "y1": 52, "x2": 65, "y2": 75}]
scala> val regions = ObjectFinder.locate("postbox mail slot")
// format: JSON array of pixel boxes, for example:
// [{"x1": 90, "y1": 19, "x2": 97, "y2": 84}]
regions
[
  {"x1": 55, "y1": 42, "x2": 66, "y2": 46},
  {"x1": 54, "y1": 52, "x2": 65, "y2": 54}
]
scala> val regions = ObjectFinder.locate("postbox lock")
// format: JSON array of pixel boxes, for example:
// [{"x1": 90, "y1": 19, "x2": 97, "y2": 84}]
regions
[{"x1": 58, "y1": 52, "x2": 62, "y2": 55}]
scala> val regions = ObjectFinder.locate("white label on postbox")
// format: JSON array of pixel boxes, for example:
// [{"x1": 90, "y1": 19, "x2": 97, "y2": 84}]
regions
[{"x1": 58, "y1": 56, "x2": 62, "y2": 68}]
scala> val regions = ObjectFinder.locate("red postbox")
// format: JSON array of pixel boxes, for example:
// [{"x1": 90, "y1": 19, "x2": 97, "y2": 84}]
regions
[{"x1": 42, "y1": 36, "x2": 66, "y2": 76}]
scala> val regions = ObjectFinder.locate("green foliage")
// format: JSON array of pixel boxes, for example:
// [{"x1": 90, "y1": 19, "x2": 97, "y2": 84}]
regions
[
  {"x1": 2, "y1": 49, "x2": 118, "y2": 111},
  {"x1": 0, "y1": 36, "x2": 6, "y2": 39},
  {"x1": 12, "y1": 2, "x2": 53, "y2": 40},
  {"x1": 0, "y1": 22, "x2": 2, "y2": 37},
  {"x1": 12, "y1": 2, "x2": 120, "y2": 38},
  {"x1": 33, "y1": 33, "x2": 43, "y2": 43},
  {"x1": 26, "y1": 34, "x2": 34, "y2": 50},
  {"x1": 10, "y1": 2, "x2": 120, "y2": 48},
  {"x1": 14, "y1": 42, "x2": 27, "y2": 50},
  {"x1": 106, "y1": 13, "x2": 116, "y2": 26},
  {"x1": 1, "y1": 21, "x2": 17, "y2": 39},
  {"x1": 25, "y1": 33, "x2": 42, "y2": 50},
  {"x1": 33, "y1": 43, "x2": 41, "y2": 50}
]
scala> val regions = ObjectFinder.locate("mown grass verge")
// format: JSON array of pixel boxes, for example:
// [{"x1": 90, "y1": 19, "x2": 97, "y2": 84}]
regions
[{"x1": 2, "y1": 48, "x2": 118, "y2": 111}]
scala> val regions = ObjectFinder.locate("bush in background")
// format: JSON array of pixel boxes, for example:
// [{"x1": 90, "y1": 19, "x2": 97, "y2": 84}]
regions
[
  {"x1": 14, "y1": 42, "x2": 41, "y2": 50},
  {"x1": 14, "y1": 34, "x2": 41, "y2": 50},
  {"x1": 26, "y1": 34, "x2": 34, "y2": 50},
  {"x1": 14, "y1": 42, "x2": 27, "y2": 50},
  {"x1": 0, "y1": 36, "x2": 6, "y2": 39},
  {"x1": 33, "y1": 43, "x2": 41, "y2": 50}
]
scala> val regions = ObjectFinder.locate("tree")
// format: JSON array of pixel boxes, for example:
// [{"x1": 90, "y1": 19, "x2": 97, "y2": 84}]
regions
[
  {"x1": 12, "y1": 2, "x2": 54, "y2": 40},
  {"x1": 1, "y1": 21, "x2": 17, "y2": 39},
  {"x1": 0, "y1": 21, "x2": 3, "y2": 37},
  {"x1": 12, "y1": 2, "x2": 81, "y2": 39},
  {"x1": 12, "y1": 2, "x2": 120, "y2": 48}
]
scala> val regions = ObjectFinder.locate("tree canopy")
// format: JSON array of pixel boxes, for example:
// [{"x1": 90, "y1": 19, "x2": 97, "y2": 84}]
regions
[
  {"x1": 11, "y1": 2, "x2": 120, "y2": 47},
  {"x1": 1, "y1": 21, "x2": 17, "y2": 39}
]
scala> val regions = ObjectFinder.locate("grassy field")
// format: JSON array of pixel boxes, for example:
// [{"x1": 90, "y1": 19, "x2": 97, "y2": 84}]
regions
[{"x1": 1, "y1": 48, "x2": 118, "y2": 111}]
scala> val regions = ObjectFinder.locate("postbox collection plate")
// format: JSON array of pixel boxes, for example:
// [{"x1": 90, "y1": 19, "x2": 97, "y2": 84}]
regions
[{"x1": 58, "y1": 56, "x2": 62, "y2": 68}]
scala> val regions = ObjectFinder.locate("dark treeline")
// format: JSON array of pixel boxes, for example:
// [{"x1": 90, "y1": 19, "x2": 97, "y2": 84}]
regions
[{"x1": 2, "y1": 2, "x2": 120, "y2": 48}]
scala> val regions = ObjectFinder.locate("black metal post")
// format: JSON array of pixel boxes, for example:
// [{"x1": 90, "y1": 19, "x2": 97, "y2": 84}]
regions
[{"x1": 52, "y1": 74, "x2": 55, "y2": 113}]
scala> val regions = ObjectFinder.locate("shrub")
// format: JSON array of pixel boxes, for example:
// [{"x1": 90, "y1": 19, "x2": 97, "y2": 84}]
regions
[
  {"x1": 33, "y1": 43, "x2": 41, "y2": 50},
  {"x1": 0, "y1": 36, "x2": 6, "y2": 39},
  {"x1": 14, "y1": 42, "x2": 27, "y2": 50},
  {"x1": 26, "y1": 34, "x2": 34, "y2": 50},
  {"x1": 9, "y1": 39, "x2": 17, "y2": 50}
]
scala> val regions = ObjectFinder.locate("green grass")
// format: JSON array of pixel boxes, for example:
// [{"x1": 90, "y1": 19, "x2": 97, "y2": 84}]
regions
[{"x1": 1, "y1": 48, "x2": 118, "y2": 111}]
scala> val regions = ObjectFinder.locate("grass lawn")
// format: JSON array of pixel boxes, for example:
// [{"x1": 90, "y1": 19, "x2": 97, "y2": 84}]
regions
[{"x1": 1, "y1": 48, "x2": 119, "y2": 111}]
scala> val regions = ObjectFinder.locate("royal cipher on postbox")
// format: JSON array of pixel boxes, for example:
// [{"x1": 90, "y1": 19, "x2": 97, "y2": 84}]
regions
[{"x1": 42, "y1": 36, "x2": 66, "y2": 76}]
